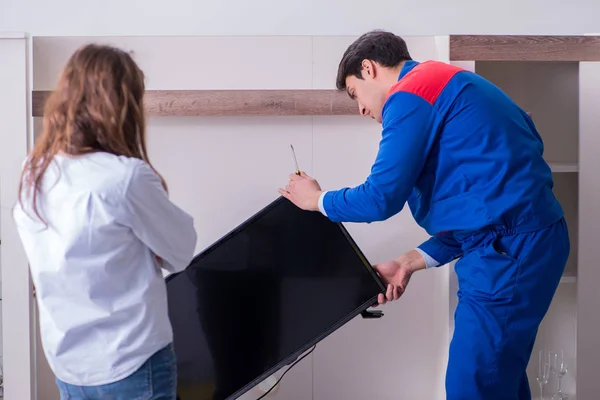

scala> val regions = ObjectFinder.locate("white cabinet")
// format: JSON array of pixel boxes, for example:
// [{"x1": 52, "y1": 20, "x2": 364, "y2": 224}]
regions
[
  {"x1": 575, "y1": 61, "x2": 600, "y2": 400},
  {"x1": 448, "y1": 35, "x2": 600, "y2": 400},
  {"x1": 0, "y1": 33, "x2": 35, "y2": 400},
  {"x1": 2, "y1": 33, "x2": 598, "y2": 400}
]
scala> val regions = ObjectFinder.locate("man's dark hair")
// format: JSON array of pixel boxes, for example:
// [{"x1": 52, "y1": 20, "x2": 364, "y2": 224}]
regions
[{"x1": 336, "y1": 30, "x2": 412, "y2": 91}]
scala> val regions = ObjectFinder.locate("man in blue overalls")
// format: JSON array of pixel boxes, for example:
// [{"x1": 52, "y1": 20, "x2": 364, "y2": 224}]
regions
[{"x1": 279, "y1": 30, "x2": 569, "y2": 400}]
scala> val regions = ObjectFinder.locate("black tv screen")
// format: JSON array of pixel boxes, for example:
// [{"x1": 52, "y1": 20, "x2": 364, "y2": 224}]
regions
[{"x1": 166, "y1": 196, "x2": 385, "y2": 400}]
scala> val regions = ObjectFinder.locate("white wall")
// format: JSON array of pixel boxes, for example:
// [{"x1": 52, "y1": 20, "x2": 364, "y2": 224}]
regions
[
  {"x1": 3, "y1": 1, "x2": 598, "y2": 399},
  {"x1": 0, "y1": 34, "x2": 35, "y2": 400},
  {"x1": 28, "y1": 35, "x2": 449, "y2": 400},
  {"x1": 1, "y1": 0, "x2": 600, "y2": 36}
]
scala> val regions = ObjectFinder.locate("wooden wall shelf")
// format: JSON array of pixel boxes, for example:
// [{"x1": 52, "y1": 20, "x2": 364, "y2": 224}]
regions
[
  {"x1": 450, "y1": 35, "x2": 600, "y2": 61},
  {"x1": 32, "y1": 34, "x2": 600, "y2": 117},
  {"x1": 32, "y1": 89, "x2": 358, "y2": 117}
]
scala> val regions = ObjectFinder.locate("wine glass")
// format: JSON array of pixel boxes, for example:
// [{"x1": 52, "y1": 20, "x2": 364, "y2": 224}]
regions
[
  {"x1": 0, "y1": 355, "x2": 4, "y2": 398},
  {"x1": 551, "y1": 350, "x2": 568, "y2": 400},
  {"x1": 537, "y1": 349, "x2": 551, "y2": 400}
]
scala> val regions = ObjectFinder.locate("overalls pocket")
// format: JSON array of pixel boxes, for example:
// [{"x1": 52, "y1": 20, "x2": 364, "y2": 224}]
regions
[{"x1": 455, "y1": 233, "x2": 520, "y2": 302}]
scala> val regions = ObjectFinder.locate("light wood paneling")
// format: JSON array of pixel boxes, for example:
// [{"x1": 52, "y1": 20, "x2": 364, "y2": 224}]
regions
[
  {"x1": 311, "y1": 116, "x2": 445, "y2": 400},
  {"x1": 450, "y1": 35, "x2": 600, "y2": 61},
  {"x1": 311, "y1": 36, "x2": 437, "y2": 89},
  {"x1": 32, "y1": 36, "x2": 314, "y2": 91},
  {"x1": 32, "y1": 89, "x2": 356, "y2": 117}
]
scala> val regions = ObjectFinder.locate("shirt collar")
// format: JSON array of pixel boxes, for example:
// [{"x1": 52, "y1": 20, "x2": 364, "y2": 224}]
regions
[
  {"x1": 385, "y1": 60, "x2": 420, "y2": 101},
  {"x1": 397, "y1": 60, "x2": 419, "y2": 81}
]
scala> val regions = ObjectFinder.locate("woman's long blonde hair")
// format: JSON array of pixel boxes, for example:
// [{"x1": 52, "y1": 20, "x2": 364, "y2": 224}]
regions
[{"x1": 19, "y1": 43, "x2": 166, "y2": 224}]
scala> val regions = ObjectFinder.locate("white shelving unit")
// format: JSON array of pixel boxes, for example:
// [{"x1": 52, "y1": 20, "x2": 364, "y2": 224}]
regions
[
  {"x1": 0, "y1": 33, "x2": 35, "y2": 400},
  {"x1": 1, "y1": 34, "x2": 599, "y2": 400},
  {"x1": 474, "y1": 61, "x2": 579, "y2": 398},
  {"x1": 449, "y1": 35, "x2": 600, "y2": 400}
]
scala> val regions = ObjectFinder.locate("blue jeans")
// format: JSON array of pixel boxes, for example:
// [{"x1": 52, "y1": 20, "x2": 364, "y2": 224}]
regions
[{"x1": 56, "y1": 344, "x2": 177, "y2": 400}]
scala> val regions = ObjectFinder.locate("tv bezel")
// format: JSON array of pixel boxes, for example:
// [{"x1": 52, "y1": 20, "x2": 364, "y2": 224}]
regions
[{"x1": 166, "y1": 195, "x2": 386, "y2": 400}]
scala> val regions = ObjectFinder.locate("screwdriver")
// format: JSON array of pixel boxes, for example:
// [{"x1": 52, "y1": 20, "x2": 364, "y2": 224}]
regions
[{"x1": 290, "y1": 144, "x2": 301, "y2": 176}]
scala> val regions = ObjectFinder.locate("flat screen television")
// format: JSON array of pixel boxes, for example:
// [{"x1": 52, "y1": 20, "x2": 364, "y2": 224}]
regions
[{"x1": 166, "y1": 196, "x2": 386, "y2": 400}]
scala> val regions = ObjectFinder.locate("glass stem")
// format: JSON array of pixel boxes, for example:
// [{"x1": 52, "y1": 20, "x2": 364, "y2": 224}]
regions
[
  {"x1": 539, "y1": 382, "x2": 544, "y2": 400},
  {"x1": 557, "y1": 376, "x2": 562, "y2": 393}
]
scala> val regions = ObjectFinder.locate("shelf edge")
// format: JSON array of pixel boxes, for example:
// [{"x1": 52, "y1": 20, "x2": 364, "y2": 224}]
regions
[
  {"x1": 560, "y1": 276, "x2": 577, "y2": 284},
  {"x1": 450, "y1": 35, "x2": 600, "y2": 61},
  {"x1": 32, "y1": 89, "x2": 359, "y2": 117},
  {"x1": 550, "y1": 163, "x2": 579, "y2": 173}
]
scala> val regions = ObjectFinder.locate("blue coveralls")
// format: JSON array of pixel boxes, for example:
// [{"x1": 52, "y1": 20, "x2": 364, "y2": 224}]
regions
[{"x1": 319, "y1": 60, "x2": 570, "y2": 399}]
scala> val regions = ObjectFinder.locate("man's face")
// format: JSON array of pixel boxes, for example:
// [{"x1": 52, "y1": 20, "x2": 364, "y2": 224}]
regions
[{"x1": 345, "y1": 61, "x2": 388, "y2": 123}]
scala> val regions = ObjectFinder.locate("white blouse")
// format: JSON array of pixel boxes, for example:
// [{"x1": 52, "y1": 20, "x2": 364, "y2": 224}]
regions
[{"x1": 13, "y1": 152, "x2": 197, "y2": 386}]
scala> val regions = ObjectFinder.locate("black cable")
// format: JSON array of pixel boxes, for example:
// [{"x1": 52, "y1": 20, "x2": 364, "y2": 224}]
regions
[{"x1": 255, "y1": 345, "x2": 317, "y2": 400}]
